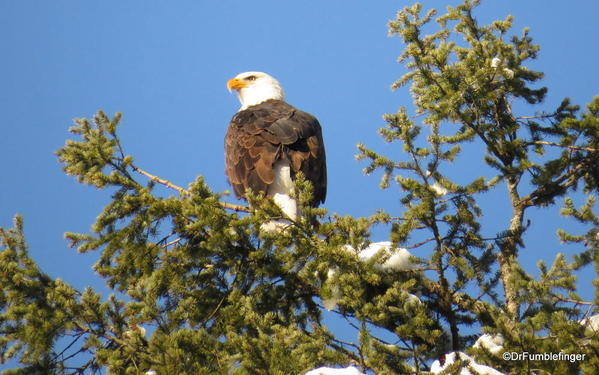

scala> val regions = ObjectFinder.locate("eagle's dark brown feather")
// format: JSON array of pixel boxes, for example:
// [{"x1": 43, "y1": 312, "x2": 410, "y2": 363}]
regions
[{"x1": 225, "y1": 99, "x2": 327, "y2": 206}]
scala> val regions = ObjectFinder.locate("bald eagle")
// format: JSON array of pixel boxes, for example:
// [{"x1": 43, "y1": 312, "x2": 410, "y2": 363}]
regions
[{"x1": 225, "y1": 72, "x2": 326, "y2": 229}]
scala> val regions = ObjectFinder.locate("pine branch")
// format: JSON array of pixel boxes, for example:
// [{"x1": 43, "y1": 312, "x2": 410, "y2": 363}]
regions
[
  {"x1": 522, "y1": 162, "x2": 586, "y2": 208},
  {"x1": 73, "y1": 321, "x2": 136, "y2": 351}
]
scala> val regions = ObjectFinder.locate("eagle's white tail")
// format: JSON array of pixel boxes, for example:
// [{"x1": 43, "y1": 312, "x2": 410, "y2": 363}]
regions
[{"x1": 261, "y1": 160, "x2": 298, "y2": 233}]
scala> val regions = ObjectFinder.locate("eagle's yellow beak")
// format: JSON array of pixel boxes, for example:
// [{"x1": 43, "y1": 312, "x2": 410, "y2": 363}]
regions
[{"x1": 227, "y1": 78, "x2": 247, "y2": 92}]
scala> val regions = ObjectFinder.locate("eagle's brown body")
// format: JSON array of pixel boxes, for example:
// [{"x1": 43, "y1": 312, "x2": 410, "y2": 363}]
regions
[{"x1": 224, "y1": 99, "x2": 327, "y2": 206}]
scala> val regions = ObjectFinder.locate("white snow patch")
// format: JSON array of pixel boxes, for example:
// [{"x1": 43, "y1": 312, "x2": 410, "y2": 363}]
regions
[
  {"x1": 430, "y1": 183, "x2": 449, "y2": 196},
  {"x1": 347, "y1": 241, "x2": 414, "y2": 271},
  {"x1": 322, "y1": 242, "x2": 417, "y2": 310},
  {"x1": 580, "y1": 313, "x2": 599, "y2": 336},
  {"x1": 473, "y1": 333, "x2": 505, "y2": 355},
  {"x1": 430, "y1": 351, "x2": 505, "y2": 375},
  {"x1": 123, "y1": 324, "x2": 146, "y2": 340},
  {"x1": 304, "y1": 366, "x2": 365, "y2": 375},
  {"x1": 322, "y1": 268, "x2": 342, "y2": 311}
]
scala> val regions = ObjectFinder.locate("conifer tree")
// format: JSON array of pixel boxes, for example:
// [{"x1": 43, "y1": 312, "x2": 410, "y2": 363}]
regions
[{"x1": 2, "y1": 1, "x2": 598, "y2": 374}]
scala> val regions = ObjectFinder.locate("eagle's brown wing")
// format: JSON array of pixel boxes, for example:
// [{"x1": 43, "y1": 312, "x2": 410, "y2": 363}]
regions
[{"x1": 224, "y1": 99, "x2": 326, "y2": 206}]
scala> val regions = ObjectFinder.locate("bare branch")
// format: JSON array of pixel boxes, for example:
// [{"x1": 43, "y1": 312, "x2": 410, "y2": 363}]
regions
[
  {"x1": 130, "y1": 164, "x2": 190, "y2": 195},
  {"x1": 130, "y1": 164, "x2": 250, "y2": 212},
  {"x1": 516, "y1": 114, "x2": 555, "y2": 120},
  {"x1": 530, "y1": 141, "x2": 598, "y2": 153},
  {"x1": 556, "y1": 297, "x2": 596, "y2": 306},
  {"x1": 162, "y1": 238, "x2": 181, "y2": 248}
]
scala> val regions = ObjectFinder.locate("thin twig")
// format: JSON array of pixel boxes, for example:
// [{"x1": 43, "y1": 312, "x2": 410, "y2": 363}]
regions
[
  {"x1": 130, "y1": 164, "x2": 250, "y2": 212},
  {"x1": 330, "y1": 337, "x2": 360, "y2": 351},
  {"x1": 162, "y1": 238, "x2": 181, "y2": 248},
  {"x1": 516, "y1": 114, "x2": 555, "y2": 120},
  {"x1": 530, "y1": 141, "x2": 598, "y2": 153},
  {"x1": 72, "y1": 322, "x2": 124, "y2": 346},
  {"x1": 58, "y1": 346, "x2": 89, "y2": 365},
  {"x1": 557, "y1": 297, "x2": 596, "y2": 306},
  {"x1": 52, "y1": 333, "x2": 84, "y2": 361},
  {"x1": 204, "y1": 295, "x2": 228, "y2": 324},
  {"x1": 404, "y1": 237, "x2": 436, "y2": 249}
]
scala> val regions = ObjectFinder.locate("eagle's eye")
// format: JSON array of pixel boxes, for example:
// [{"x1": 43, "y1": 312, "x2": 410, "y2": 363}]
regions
[{"x1": 245, "y1": 75, "x2": 257, "y2": 81}]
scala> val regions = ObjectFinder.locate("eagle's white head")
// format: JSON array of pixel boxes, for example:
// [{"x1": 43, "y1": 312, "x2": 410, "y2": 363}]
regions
[{"x1": 227, "y1": 71, "x2": 285, "y2": 110}]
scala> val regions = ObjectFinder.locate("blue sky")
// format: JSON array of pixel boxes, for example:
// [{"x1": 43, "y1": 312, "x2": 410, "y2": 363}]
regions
[{"x1": 1, "y1": 0, "x2": 599, "y2": 368}]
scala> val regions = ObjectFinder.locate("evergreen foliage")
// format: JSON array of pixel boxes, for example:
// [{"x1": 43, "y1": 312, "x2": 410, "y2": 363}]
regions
[{"x1": 2, "y1": 1, "x2": 599, "y2": 373}]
